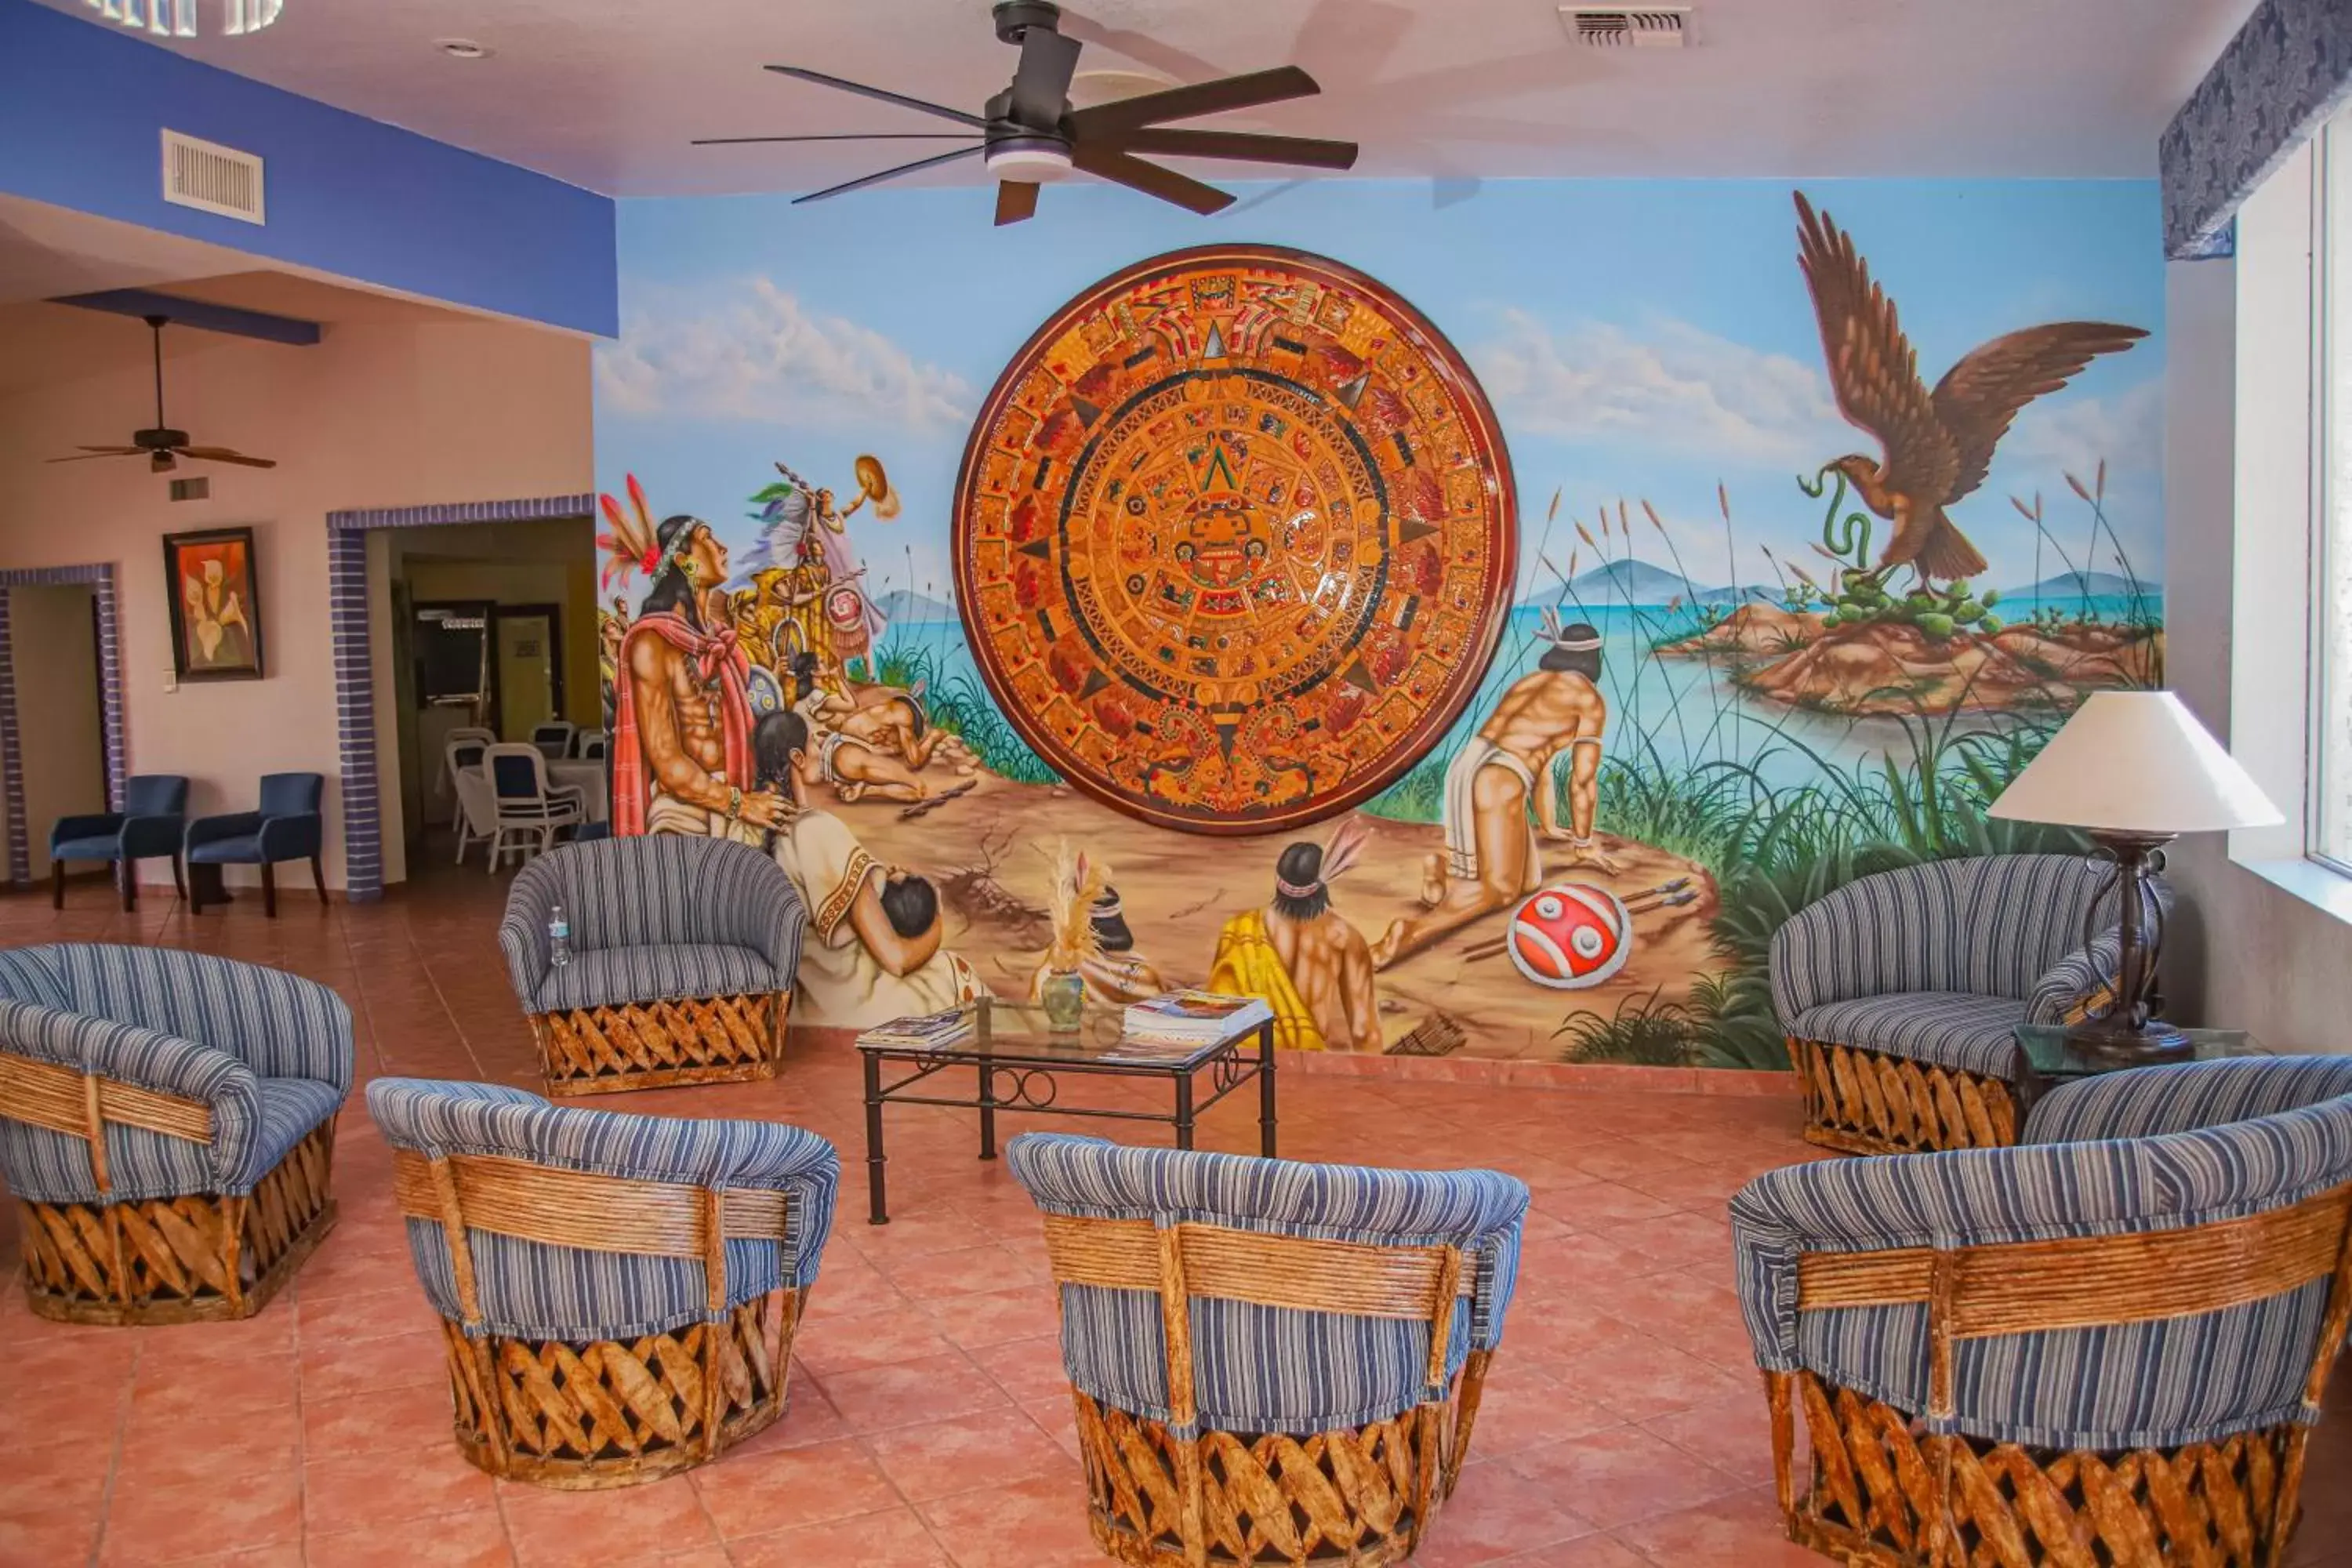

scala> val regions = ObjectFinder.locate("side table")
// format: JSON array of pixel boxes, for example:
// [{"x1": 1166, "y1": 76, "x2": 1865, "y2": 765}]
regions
[{"x1": 2011, "y1": 1023, "x2": 2266, "y2": 1119}]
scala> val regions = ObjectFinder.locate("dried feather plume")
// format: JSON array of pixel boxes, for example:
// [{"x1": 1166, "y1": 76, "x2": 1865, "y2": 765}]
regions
[{"x1": 1042, "y1": 838, "x2": 1109, "y2": 973}]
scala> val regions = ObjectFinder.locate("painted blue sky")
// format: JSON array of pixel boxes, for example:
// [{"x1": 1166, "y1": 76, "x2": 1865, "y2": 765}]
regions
[{"x1": 594, "y1": 177, "x2": 2164, "y2": 615}]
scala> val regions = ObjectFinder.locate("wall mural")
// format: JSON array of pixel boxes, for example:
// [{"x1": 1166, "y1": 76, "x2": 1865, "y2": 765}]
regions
[{"x1": 594, "y1": 180, "x2": 2165, "y2": 1064}]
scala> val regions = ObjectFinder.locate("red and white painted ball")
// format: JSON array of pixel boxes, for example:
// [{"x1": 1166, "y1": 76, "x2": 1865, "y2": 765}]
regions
[{"x1": 1507, "y1": 883, "x2": 1634, "y2": 989}]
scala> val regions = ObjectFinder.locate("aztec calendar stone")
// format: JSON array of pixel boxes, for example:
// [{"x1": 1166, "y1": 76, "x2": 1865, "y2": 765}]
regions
[{"x1": 952, "y1": 244, "x2": 1517, "y2": 835}]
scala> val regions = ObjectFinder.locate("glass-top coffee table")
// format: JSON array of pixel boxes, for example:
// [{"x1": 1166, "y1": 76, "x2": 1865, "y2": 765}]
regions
[
  {"x1": 2013, "y1": 1023, "x2": 2264, "y2": 1110},
  {"x1": 855, "y1": 996, "x2": 1276, "y2": 1224}
]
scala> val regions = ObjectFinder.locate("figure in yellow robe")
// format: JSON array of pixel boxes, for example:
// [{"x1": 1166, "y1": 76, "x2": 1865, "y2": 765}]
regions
[
  {"x1": 1207, "y1": 825, "x2": 1385, "y2": 1054},
  {"x1": 1209, "y1": 909, "x2": 1327, "y2": 1051}
]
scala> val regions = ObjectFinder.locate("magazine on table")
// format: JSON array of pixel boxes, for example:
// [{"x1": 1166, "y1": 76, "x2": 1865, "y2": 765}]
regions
[
  {"x1": 1122, "y1": 990, "x2": 1274, "y2": 1044},
  {"x1": 858, "y1": 1007, "x2": 976, "y2": 1052}
]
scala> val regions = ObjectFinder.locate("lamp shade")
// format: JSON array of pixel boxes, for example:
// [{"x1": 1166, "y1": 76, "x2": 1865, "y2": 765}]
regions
[{"x1": 1987, "y1": 691, "x2": 2282, "y2": 834}]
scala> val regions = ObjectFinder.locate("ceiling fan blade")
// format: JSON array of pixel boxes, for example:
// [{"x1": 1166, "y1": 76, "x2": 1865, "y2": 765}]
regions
[
  {"x1": 1070, "y1": 143, "x2": 1234, "y2": 216},
  {"x1": 1009, "y1": 24, "x2": 1082, "y2": 128},
  {"x1": 1100, "y1": 127, "x2": 1357, "y2": 170},
  {"x1": 792, "y1": 143, "x2": 986, "y2": 205},
  {"x1": 1071, "y1": 66, "x2": 1320, "y2": 133},
  {"x1": 45, "y1": 448, "x2": 146, "y2": 463},
  {"x1": 995, "y1": 180, "x2": 1040, "y2": 226},
  {"x1": 763, "y1": 66, "x2": 987, "y2": 128},
  {"x1": 692, "y1": 132, "x2": 982, "y2": 145},
  {"x1": 179, "y1": 447, "x2": 278, "y2": 468}
]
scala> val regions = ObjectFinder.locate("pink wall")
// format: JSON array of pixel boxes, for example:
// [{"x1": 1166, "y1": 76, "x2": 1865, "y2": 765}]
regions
[{"x1": 0, "y1": 299, "x2": 592, "y2": 890}]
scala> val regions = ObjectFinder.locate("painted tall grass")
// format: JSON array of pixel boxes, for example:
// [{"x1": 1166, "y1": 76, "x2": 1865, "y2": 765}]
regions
[
  {"x1": 1367, "y1": 472, "x2": 2143, "y2": 1069},
  {"x1": 872, "y1": 637, "x2": 1059, "y2": 786}
]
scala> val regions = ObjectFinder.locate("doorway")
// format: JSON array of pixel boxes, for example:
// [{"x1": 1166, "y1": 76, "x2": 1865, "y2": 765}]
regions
[
  {"x1": 368, "y1": 514, "x2": 601, "y2": 870},
  {"x1": 492, "y1": 603, "x2": 565, "y2": 740},
  {"x1": 12, "y1": 583, "x2": 106, "y2": 882},
  {"x1": 0, "y1": 564, "x2": 123, "y2": 889}
]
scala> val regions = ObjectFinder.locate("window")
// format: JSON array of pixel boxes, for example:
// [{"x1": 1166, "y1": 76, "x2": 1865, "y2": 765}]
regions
[{"x1": 2318, "y1": 113, "x2": 2352, "y2": 873}]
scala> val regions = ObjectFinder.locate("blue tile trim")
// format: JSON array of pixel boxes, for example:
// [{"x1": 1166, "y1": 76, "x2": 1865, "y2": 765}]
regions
[
  {"x1": 0, "y1": 591, "x2": 20, "y2": 888},
  {"x1": 0, "y1": 564, "x2": 125, "y2": 887},
  {"x1": 327, "y1": 495, "x2": 594, "y2": 902},
  {"x1": 325, "y1": 496, "x2": 597, "y2": 533},
  {"x1": 2161, "y1": 0, "x2": 2352, "y2": 259}
]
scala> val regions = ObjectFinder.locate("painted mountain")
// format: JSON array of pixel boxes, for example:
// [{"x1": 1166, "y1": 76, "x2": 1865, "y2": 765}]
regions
[{"x1": 1564, "y1": 559, "x2": 1769, "y2": 606}]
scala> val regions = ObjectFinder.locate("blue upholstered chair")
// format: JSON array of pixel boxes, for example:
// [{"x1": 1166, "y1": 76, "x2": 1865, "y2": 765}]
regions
[
  {"x1": 498, "y1": 836, "x2": 805, "y2": 1096},
  {"x1": 365, "y1": 1076, "x2": 838, "y2": 1488},
  {"x1": 1007, "y1": 1134, "x2": 1529, "y2": 1567},
  {"x1": 1770, "y1": 853, "x2": 2161, "y2": 1153},
  {"x1": 184, "y1": 771, "x2": 326, "y2": 917},
  {"x1": 1732, "y1": 1055, "x2": 2352, "y2": 1567},
  {"x1": 49, "y1": 773, "x2": 188, "y2": 913},
  {"x1": 0, "y1": 943, "x2": 352, "y2": 1324}
]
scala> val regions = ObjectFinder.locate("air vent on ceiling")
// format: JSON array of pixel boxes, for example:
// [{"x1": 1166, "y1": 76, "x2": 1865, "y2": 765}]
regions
[
  {"x1": 162, "y1": 129, "x2": 266, "y2": 224},
  {"x1": 1559, "y1": 6, "x2": 1690, "y2": 47}
]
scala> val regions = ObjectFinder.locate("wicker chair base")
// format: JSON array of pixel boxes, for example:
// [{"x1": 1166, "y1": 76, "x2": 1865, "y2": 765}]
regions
[
  {"x1": 438, "y1": 1287, "x2": 802, "y2": 1490},
  {"x1": 1072, "y1": 1353, "x2": 1489, "y2": 1568},
  {"x1": 531, "y1": 989, "x2": 788, "y2": 1098},
  {"x1": 1774, "y1": 1371, "x2": 2307, "y2": 1568},
  {"x1": 1788, "y1": 1037, "x2": 2020, "y2": 1156},
  {"x1": 16, "y1": 1118, "x2": 338, "y2": 1325}
]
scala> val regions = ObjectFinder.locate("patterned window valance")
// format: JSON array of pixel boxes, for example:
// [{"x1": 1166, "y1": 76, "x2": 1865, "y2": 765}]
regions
[{"x1": 2162, "y1": 0, "x2": 2352, "y2": 260}]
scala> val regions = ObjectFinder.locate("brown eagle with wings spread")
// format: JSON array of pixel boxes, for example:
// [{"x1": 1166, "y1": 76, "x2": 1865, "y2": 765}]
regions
[{"x1": 1794, "y1": 191, "x2": 2146, "y2": 586}]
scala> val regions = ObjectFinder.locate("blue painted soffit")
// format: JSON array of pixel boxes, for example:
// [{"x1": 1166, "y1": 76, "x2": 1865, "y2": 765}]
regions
[
  {"x1": 0, "y1": 0, "x2": 616, "y2": 336},
  {"x1": 2161, "y1": 0, "x2": 2352, "y2": 261},
  {"x1": 55, "y1": 288, "x2": 321, "y2": 344}
]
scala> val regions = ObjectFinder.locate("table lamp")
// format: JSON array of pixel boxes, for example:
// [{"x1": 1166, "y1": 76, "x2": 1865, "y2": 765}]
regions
[{"x1": 1987, "y1": 691, "x2": 2281, "y2": 1060}]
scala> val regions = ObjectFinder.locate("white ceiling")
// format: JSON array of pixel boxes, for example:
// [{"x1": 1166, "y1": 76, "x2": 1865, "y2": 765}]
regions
[
  {"x1": 0, "y1": 194, "x2": 478, "y2": 397},
  {"x1": 34, "y1": 0, "x2": 2256, "y2": 198}
]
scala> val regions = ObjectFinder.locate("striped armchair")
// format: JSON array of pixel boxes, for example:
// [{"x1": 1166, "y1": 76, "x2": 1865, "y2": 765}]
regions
[
  {"x1": 1731, "y1": 1056, "x2": 2352, "y2": 1567},
  {"x1": 365, "y1": 1077, "x2": 839, "y2": 1488},
  {"x1": 498, "y1": 836, "x2": 807, "y2": 1095},
  {"x1": 1772, "y1": 853, "x2": 2161, "y2": 1153},
  {"x1": 0, "y1": 944, "x2": 350, "y2": 1324},
  {"x1": 1007, "y1": 1134, "x2": 1528, "y2": 1568}
]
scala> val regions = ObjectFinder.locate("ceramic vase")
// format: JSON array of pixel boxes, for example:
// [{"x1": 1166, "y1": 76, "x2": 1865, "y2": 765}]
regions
[{"x1": 1040, "y1": 970, "x2": 1085, "y2": 1033}]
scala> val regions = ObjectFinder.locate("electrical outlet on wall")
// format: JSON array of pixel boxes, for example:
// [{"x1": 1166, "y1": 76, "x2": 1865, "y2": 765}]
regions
[{"x1": 163, "y1": 670, "x2": 177, "y2": 693}]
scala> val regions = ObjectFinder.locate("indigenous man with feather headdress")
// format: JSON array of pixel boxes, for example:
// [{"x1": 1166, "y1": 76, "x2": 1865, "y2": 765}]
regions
[
  {"x1": 597, "y1": 477, "x2": 780, "y2": 840},
  {"x1": 1208, "y1": 817, "x2": 1381, "y2": 1053},
  {"x1": 757, "y1": 457, "x2": 896, "y2": 674}
]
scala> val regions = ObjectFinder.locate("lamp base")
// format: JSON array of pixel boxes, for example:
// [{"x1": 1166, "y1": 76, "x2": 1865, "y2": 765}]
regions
[{"x1": 2060, "y1": 1018, "x2": 2193, "y2": 1065}]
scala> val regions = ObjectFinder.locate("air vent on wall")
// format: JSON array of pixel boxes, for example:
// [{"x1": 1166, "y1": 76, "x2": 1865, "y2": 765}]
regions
[
  {"x1": 169, "y1": 477, "x2": 210, "y2": 502},
  {"x1": 1559, "y1": 6, "x2": 1690, "y2": 47},
  {"x1": 162, "y1": 129, "x2": 266, "y2": 224}
]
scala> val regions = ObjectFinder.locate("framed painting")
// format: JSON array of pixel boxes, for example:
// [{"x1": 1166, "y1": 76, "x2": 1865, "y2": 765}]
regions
[{"x1": 162, "y1": 526, "x2": 265, "y2": 681}]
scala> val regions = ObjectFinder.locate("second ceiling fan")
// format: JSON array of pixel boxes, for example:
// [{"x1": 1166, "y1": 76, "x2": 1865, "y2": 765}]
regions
[{"x1": 697, "y1": 0, "x2": 1358, "y2": 225}]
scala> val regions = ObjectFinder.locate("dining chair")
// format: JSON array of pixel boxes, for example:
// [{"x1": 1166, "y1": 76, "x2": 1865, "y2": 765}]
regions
[{"x1": 483, "y1": 742, "x2": 584, "y2": 873}]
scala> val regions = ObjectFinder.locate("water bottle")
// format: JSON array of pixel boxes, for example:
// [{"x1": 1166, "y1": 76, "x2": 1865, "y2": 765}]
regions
[{"x1": 548, "y1": 901, "x2": 572, "y2": 968}]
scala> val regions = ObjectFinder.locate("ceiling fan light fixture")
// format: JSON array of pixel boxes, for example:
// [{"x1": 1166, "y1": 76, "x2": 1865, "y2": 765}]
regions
[{"x1": 985, "y1": 138, "x2": 1074, "y2": 183}]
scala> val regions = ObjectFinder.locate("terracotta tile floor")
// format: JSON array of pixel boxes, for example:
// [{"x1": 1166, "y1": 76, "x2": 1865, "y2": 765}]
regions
[{"x1": 2, "y1": 863, "x2": 2348, "y2": 1567}]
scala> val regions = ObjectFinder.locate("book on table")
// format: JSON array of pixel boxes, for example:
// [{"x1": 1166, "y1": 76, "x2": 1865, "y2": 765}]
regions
[
  {"x1": 858, "y1": 1007, "x2": 976, "y2": 1051},
  {"x1": 1122, "y1": 990, "x2": 1274, "y2": 1045}
]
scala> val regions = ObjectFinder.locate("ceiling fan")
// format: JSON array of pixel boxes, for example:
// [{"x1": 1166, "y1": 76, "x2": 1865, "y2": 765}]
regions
[
  {"x1": 48, "y1": 314, "x2": 276, "y2": 474},
  {"x1": 695, "y1": 0, "x2": 1359, "y2": 225}
]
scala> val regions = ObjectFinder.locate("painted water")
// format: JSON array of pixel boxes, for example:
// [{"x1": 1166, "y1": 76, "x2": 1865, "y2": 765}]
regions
[{"x1": 864, "y1": 594, "x2": 2155, "y2": 805}]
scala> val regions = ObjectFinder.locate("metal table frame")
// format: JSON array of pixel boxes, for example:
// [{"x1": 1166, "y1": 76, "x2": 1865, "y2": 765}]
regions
[{"x1": 857, "y1": 1002, "x2": 1276, "y2": 1225}]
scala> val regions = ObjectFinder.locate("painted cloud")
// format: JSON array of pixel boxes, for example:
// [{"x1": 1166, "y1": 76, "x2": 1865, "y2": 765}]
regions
[
  {"x1": 595, "y1": 277, "x2": 975, "y2": 432},
  {"x1": 1473, "y1": 309, "x2": 1850, "y2": 469}
]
